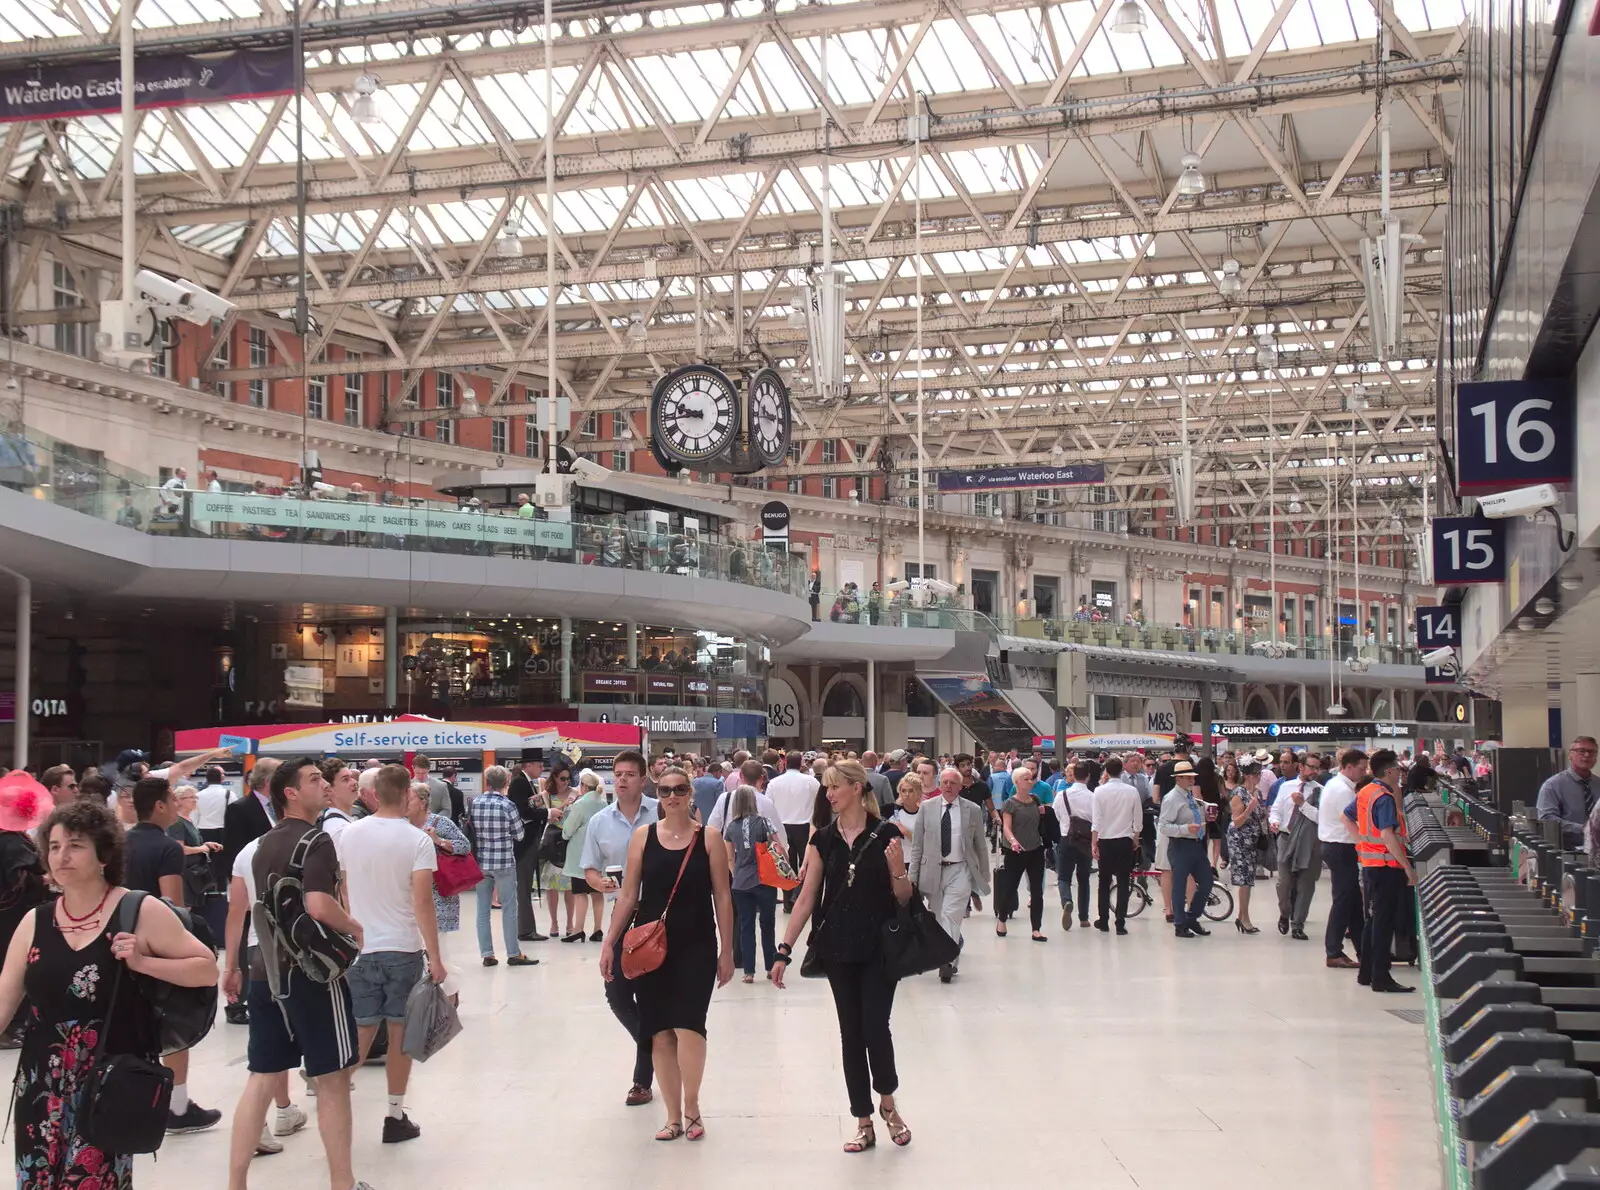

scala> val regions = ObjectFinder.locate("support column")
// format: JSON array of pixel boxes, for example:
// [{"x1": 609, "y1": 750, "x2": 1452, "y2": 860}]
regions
[
  {"x1": 383, "y1": 606, "x2": 398, "y2": 705},
  {"x1": 625, "y1": 621, "x2": 638, "y2": 669},
  {"x1": 866, "y1": 659, "x2": 877, "y2": 754},
  {"x1": 560, "y1": 616, "x2": 573, "y2": 703},
  {"x1": 1199, "y1": 684, "x2": 1215, "y2": 758},
  {"x1": 1296, "y1": 683, "x2": 1307, "y2": 721},
  {"x1": 11, "y1": 576, "x2": 29, "y2": 770},
  {"x1": 1502, "y1": 698, "x2": 1549, "y2": 748}
]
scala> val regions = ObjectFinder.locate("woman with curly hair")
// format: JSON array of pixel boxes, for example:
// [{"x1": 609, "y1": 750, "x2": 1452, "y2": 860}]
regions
[{"x1": 0, "y1": 797, "x2": 216, "y2": 1189}]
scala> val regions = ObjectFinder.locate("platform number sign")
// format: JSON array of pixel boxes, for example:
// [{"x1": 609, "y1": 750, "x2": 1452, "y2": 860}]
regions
[
  {"x1": 1455, "y1": 379, "x2": 1574, "y2": 492},
  {"x1": 1414, "y1": 606, "x2": 1461, "y2": 650},
  {"x1": 1430, "y1": 515, "x2": 1506, "y2": 584}
]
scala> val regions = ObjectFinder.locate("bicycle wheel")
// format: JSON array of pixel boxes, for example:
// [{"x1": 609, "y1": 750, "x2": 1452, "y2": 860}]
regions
[
  {"x1": 1202, "y1": 883, "x2": 1234, "y2": 922},
  {"x1": 1126, "y1": 881, "x2": 1148, "y2": 918}
]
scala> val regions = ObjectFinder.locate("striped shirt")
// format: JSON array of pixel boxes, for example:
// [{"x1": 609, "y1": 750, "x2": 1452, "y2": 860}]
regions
[{"x1": 469, "y1": 791, "x2": 525, "y2": 871}]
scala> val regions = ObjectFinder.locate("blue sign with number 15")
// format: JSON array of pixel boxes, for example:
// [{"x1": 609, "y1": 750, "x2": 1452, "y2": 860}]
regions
[{"x1": 1431, "y1": 515, "x2": 1506, "y2": 584}]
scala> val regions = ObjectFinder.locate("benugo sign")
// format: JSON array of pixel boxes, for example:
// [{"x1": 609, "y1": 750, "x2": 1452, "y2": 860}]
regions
[{"x1": 188, "y1": 492, "x2": 572, "y2": 549}]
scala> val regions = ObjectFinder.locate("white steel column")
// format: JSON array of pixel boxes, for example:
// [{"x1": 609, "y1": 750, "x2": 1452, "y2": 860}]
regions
[
  {"x1": 866, "y1": 659, "x2": 876, "y2": 754},
  {"x1": 384, "y1": 606, "x2": 398, "y2": 704}
]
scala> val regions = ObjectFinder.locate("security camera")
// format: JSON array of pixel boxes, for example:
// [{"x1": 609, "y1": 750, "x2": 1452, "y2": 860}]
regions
[
  {"x1": 1346, "y1": 655, "x2": 1371, "y2": 674},
  {"x1": 1477, "y1": 484, "x2": 1559, "y2": 519},
  {"x1": 569, "y1": 456, "x2": 612, "y2": 482},
  {"x1": 135, "y1": 270, "x2": 237, "y2": 325},
  {"x1": 1421, "y1": 645, "x2": 1456, "y2": 668}
]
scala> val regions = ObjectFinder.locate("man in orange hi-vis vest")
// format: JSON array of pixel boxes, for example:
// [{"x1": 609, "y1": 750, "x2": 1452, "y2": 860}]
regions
[{"x1": 1342, "y1": 749, "x2": 1417, "y2": 993}]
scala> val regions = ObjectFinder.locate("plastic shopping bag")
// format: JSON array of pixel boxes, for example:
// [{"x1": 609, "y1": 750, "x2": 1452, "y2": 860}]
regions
[{"x1": 401, "y1": 973, "x2": 463, "y2": 1062}]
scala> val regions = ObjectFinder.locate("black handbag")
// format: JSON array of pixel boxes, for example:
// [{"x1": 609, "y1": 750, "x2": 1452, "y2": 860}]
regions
[
  {"x1": 78, "y1": 959, "x2": 173, "y2": 1155},
  {"x1": 880, "y1": 891, "x2": 960, "y2": 982}
]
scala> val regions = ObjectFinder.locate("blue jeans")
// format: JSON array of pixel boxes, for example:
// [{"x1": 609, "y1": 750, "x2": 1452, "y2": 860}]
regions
[
  {"x1": 1055, "y1": 840, "x2": 1091, "y2": 916},
  {"x1": 1167, "y1": 837, "x2": 1215, "y2": 930},
  {"x1": 732, "y1": 885, "x2": 778, "y2": 976},
  {"x1": 476, "y1": 868, "x2": 521, "y2": 958}
]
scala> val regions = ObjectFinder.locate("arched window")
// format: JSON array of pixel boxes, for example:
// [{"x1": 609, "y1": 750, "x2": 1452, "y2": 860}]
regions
[
  {"x1": 823, "y1": 681, "x2": 865, "y2": 718},
  {"x1": 1246, "y1": 694, "x2": 1272, "y2": 720}
]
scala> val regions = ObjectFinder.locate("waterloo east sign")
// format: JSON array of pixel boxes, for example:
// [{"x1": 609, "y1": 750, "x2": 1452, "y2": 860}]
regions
[{"x1": 935, "y1": 463, "x2": 1105, "y2": 492}]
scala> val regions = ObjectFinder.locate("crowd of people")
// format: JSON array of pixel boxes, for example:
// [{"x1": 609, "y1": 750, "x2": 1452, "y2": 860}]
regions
[{"x1": 0, "y1": 730, "x2": 1460, "y2": 1185}]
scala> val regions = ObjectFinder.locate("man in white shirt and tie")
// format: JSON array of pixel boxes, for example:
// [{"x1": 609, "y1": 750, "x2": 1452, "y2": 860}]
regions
[
  {"x1": 910, "y1": 767, "x2": 991, "y2": 983},
  {"x1": 1318, "y1": 748, "x2": 1367, "y2": 969},
  {"x1": 1089, "y1": 757, "x2": 1143, "y2": 934}
]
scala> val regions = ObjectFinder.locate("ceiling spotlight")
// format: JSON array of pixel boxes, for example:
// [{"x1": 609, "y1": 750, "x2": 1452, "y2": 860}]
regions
[
  {"x1": 1111, "y1": 0, "x2": 1147, "y2": 36},
  {"x1": 1176, "y1": 153, "x2": 1205, "y2": 197},
  {"x1": 1218, "y1": 258, "x2": 1241, "y2": 296},
  {"x1": 1050, "y1": 444, "x2": 1066, "y2": 464},
  {"x1": 1287, "y1": 498, "x2": 1303, "y2": 514},
  {"x1": 627, "y1": 312, "x2": 648, "y2": 342},
  {"x1": 496, "y1": 225, "x2": 524, "y2": 258},
  {"x1": 1255, "y1": 331, "x2": 1278, "y2": 370},
  {"x1": 461, "y1": 395, "x2": 482, "y2": 417},
  {"x1": 1560, "y1": 574, "x2": 1583, "y2": 591},
  {"x1": 1535, "y1": 597, "x2": 1556, "y2": 616},
  {"x1": 1389, "y1": 514, "x2": 1405, "y2": 531},
  {"x1": 787, "y1": 303, "x2": 807, "y2": 329},
  {"x1": 351, "y1": 72, "x2": 381, "y2": 124},
  {"x1": 1517, "y1": 618, "x2": 1539, "y2": 632}
]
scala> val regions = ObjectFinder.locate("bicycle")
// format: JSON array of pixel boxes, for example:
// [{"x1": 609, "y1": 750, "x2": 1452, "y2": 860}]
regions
[{"x1": 1124, "y1": 866, "x2": 1234, "y2": 922}]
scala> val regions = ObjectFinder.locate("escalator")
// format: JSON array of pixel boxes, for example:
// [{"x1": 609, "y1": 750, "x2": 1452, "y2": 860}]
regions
[{"x1": 915, "y1": 672, "x2": 1041, "y2": 752}]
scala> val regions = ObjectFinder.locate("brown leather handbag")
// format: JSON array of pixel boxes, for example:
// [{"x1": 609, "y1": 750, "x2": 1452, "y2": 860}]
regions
[{"x1": 620, "y1": 827, "x2": 698, "y2": 980}]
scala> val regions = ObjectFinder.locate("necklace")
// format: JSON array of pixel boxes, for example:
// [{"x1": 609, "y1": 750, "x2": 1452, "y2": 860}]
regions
[{"x1": 58, "y1": 886, "x2": 112, "y2": 934}]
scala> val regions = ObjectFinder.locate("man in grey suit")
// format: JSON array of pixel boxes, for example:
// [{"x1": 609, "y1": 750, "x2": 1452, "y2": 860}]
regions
[{"x1": 912, "y1": 766, "x2": 992, "y2": 983}]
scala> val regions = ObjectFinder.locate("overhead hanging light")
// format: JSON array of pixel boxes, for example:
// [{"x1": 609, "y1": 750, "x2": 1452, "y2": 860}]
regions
[
  {"x1": 351, "y1": 73, "x2": 381, "y2": 125},
  {"x1": 787, "y1": 304, "x2": 807, "y2": 329},
  {"x1": 627, "y1": 311, "x2": 648, "y2": 342},
  {"x1": 1111, "y1": 0, "x2": 1147, "y2": 36},
  {"x1": 1176, "y1": 152, "x2": 1205, "y2": 197},
  {"x1": 1218, "y1": 258, "x2": 1241, "y2": 296},
  {"x1": 1255, "y1": 331, "x2": 1278, "y2": 370},
  {"x1": 496, "y1": 223, "x2": 524, "y2": 259}
]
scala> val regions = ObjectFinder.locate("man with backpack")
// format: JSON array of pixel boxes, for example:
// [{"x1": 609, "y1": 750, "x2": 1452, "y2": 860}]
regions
[
  {"x1": 124, "y1": 775, "x2": 224, "y2": 1135},
  {"x1": 227, "y1": 756, "x2": 374, "y2": 1190}
]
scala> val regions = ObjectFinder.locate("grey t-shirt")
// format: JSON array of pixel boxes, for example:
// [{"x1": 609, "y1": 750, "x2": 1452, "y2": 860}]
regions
[
  {"x1": 1000, "y1": 796, "x2": 1044, "y2": 852},
  {"x1": 724, "y1": 814, "x2": 773, "y2": 892}
]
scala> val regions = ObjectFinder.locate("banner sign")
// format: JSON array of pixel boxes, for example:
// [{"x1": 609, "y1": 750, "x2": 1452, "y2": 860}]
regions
[
  {"x1": 1453, "y1": 378, "x2": 1574, "y2": 492},
  {"x1": 760, "y1": 500, "x2": 790, "y2": 545},
  {"x1": 1208, "y1": 720, "x2": 1409, "y2": 742},
  {"x1": 935, "y1": 463, "x2": 1105, "y2": 492},
  {"x1": 0, "y1": 48, "x2": 296, "y2": 124},
  {"x1": 1034, "y1": 733, "x2": 1176, "y2": 752},
  {"x1": 187, "y1": 491, "x2": 573, "y2": 550},
  {"x1": 175, "y1": 716, "x2": 642, "y2": 757}
]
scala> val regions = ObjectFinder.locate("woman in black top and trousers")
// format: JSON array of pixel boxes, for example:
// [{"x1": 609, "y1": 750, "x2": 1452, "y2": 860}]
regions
[{"x1": 773, "y1": 760, "x2": 913, "y2": 1154}]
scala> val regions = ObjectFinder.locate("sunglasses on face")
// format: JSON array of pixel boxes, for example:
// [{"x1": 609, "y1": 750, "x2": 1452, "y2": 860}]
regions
[{"x1": 657, "y1": 784, "x2": 691, "y2": 796}]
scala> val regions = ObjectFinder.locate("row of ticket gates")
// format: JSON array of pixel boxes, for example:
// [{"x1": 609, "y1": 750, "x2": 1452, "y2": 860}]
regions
[{"x1": 1412, "y1": 781, "x2": 1600, "y2": 1188}]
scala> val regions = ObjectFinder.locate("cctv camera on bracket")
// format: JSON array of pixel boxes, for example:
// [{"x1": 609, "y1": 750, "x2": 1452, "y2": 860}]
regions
[
  {"x1": 134, "y1": 270, "x2": 237, "y2": 325},
  {"x1": 1421, "y1": 645, "x2": 1460, "y2": 673},
  {"x1": 1476, "y1": 483, "x2": 1576, "y2": 550}
]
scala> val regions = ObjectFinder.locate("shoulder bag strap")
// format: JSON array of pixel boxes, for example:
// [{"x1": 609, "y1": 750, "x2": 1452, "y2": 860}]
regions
[
  {"x1": 653, "y1": 827, "x2": 700, "y2": 926},
  {"x1": 813, "y1": 825, "x2": 877, "y2": 930},
  {"x1": 91, "y1": 896, "x2": 138, "y2": 1062}
]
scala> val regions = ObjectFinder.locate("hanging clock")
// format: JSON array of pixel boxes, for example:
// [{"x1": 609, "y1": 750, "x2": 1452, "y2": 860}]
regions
[
  {"x1": 650, "y1": 364, "x2": 740, "y2": 465},
  {"x1": 747, "y1": 367, "x2": 792, "y2": 468}
]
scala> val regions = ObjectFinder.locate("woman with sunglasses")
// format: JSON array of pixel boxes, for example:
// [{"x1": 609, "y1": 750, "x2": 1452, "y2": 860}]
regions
[
  {"x1": 771, "y1": 760, "x2": 914, "y2": 1154},
  {"x1": 599, "y1": 767, "x2": 733, "y2": 1143}
]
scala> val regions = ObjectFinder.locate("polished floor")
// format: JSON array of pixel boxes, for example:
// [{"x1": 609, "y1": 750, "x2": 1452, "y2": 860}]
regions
[{"x1": 37, "y1": 884, "x2": 1440, "y2": 1190}]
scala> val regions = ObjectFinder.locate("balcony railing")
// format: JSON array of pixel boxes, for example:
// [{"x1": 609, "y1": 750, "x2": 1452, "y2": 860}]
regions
[
  {"x1": 818, "y1": 586, "x2": 1422, "y2": 666},
  {"x1": 0, "y1": 431, "x2": 807, "y2": 602}
]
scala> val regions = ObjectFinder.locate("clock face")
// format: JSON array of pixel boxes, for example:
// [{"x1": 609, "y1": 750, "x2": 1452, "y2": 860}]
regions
[
  {"x1": 650, "y1": 365, "x2": 740, "y2": 464},
  {"x1": 748, "y1": 367, "x2": 792, "y2": 468}
]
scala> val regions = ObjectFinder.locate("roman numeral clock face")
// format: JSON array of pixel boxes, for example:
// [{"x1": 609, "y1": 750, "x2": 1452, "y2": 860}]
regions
[
  {"x1": 650, "y1": 364, "x2": 740, "y2": 465},
  {"x1": 748, "y1": 367, "x2": 792, "y2": 468}
]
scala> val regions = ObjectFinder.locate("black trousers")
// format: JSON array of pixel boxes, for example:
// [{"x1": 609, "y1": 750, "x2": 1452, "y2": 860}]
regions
[
  {"x1": 1359, "y1": 866, "x2": 1407, "y2": 988},
  {"x1": 605, "y1": 935, "x2": 654, "y2": 1088},
  {"x1": 515, "y1": 847, "x2": 541, "y2": 938},
  {"x1": 996, "y1": 847, "x2": 1045, "y2": 930},
  {"x1": 782, "y1": 824, "x2": 810, "y2": 910},
  {"x1": 1323, "y1": 842, "x2": 1365, "y2": 959},
  {"x1": 1056, "y1": 840, "x2": 1091, "y2": 915},
  {"x1": 1096, "y1": 837, "x2": 1136, "y2": 927},
  {"x1": 823, "y1": 958, "x2": 899, "y2": 1119}
]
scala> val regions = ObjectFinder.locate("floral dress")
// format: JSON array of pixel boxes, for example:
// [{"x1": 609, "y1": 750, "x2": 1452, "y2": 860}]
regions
[
  {"x1": 15, "y1": 903, "x2": 155, "y2": 1190},
  {"x1": 425, "y1": 812, "x2": 472, "y2": 933},
  {"x1": 1225, "y1": 788, "x2": 1267, "y2": 888},
  {"x1": 539, "y1": 795, "x2": 571, "y2": 893}
]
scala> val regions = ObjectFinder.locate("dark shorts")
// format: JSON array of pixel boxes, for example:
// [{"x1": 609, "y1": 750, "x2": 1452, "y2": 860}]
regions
[
  {"x1": 247, "y1": 971, "x2": 359, "y2": 1078},
  {"x1": 347, "y1": 950, "x2": 424, "y2": 1025}
]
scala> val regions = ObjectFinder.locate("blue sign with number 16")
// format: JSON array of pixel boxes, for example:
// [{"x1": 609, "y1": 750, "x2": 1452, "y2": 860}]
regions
[
  {"x1": 1431, "y1": 515, "x2": 1506, "y2": 584},
  {"x1": 1455, "y1": 379, "x2": 1574, "y2": 492}
]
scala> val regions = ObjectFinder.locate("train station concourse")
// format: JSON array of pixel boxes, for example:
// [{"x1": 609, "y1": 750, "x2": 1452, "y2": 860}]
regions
[{"x1": 0, "y1": 1, "x2": 1595, "y2": 1188}]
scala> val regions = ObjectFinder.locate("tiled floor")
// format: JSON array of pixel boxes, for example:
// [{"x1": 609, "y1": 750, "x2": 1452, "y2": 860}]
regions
[{"x1": 35, "y1": 886, "x2": 1441, "y2": 1189}]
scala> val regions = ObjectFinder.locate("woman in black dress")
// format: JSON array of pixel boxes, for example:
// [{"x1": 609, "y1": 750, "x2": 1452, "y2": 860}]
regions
[
  {"x1": 773, "y1": 760, "x2": 914, "y2": 1154},
  {"x1": 600, "y1": 767, "x2": 733, "y2": 1142},
  {"x1": 0, "y1": 799, "x2": 217, "y2": 1190}
]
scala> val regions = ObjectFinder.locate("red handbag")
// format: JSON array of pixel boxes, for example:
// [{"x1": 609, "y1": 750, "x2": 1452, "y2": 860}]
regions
[
  {"x1": 434, "y1": 850, "x2": 484, "y2": 898},
  {"x1": 621, "y1": 828, "x2": 698, "y2": 980}
]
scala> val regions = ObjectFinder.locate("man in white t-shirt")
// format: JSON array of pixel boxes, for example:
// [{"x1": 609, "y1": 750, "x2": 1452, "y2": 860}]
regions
[
  {"x1": 766, "y1": 750, "x2": 820, "y2": 911},
  {"x1": 223, "y1": 837, "x2": 308, "y2": 1157},
  {"x1": 335, "y1": 764, "x2": 445, "y2": 1144}
]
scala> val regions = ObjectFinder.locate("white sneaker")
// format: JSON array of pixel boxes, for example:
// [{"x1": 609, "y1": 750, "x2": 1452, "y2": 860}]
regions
[
  {"x1": 255, "y1": 1126, "x2": 283, "y2": 1157},
  {"x1": 300, "y1": 1069, "x2": 317, "y2": 1097},
  {"x1": 273, "y1": 1103, "x2": 308, "y2": 1137}
]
